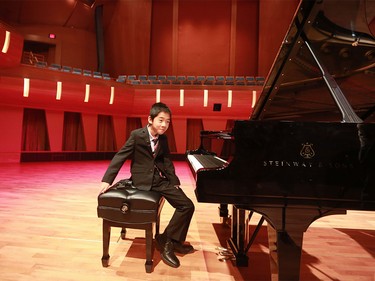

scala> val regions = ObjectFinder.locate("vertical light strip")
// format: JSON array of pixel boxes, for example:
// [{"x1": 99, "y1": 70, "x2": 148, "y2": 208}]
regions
[
  {"x1": 109, "y1": 86, "x2": 114, "y2": 104},
  {"x1": 203, "y1": 89, "x2": 208, "y2": 107},
  {"x1": 23, "y1": 78, "x2": 30, "y2": 97},
  {"x1": 156, "y1": 89, "x2": 161, "y2": 102},
  {"x1": 227, "y1": 90, "x2": 232, "y2": 107},
  {"x1": 251, "y1": 90, "x2": 257, "y2": 108},
  {"x1": 2, "y1": 31, "x2": 10, "y2": 53},
  {"x1": 56, "y1": 81, "x2": 62, "y2": 100},
  {"x1": 179, "y1": 89, "x2": 184, "y2": 106},
  {"x1": 84, "y1": 84, "x2": 90, "y2": 102}
]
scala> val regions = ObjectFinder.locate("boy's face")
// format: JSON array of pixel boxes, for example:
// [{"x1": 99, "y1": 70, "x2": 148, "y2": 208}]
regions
[{"x1": 148, "y1": 111, "x2": 171, "y2": 136}]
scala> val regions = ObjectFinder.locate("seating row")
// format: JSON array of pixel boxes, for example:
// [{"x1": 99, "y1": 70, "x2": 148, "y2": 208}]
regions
[
  {"x1": 32, "y1": 61, "x2": 265, "y2": 86},
  {"x1": 116, "y1": 75, "x2": 265, "y2": 86},
  {"x1": 34, "y1": 62, "x2": 111, "y2": 80}
]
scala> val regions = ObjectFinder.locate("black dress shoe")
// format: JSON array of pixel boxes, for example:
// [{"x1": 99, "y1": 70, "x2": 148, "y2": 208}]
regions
[
  {"x1": 156, "y1": 235, "x2": 180, "y2": 268},
  {"x1": 173, "y1": 241, "x2": 194, "y2": 254}
]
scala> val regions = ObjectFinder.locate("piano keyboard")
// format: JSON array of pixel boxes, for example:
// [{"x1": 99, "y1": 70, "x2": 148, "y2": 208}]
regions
[{"x1": 187, "y1": 154, "x2": 228, "y2": 172}]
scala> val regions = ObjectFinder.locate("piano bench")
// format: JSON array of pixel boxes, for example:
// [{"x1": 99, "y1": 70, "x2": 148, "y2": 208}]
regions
[{"x1": 97, "y1": 179, "x2": 165, "y2": 273}]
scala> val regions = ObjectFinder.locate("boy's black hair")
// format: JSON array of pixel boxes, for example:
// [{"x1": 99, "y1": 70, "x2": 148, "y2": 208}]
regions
[{"x1": 149, "y1": 102, "x2": 172, "y2": 120}]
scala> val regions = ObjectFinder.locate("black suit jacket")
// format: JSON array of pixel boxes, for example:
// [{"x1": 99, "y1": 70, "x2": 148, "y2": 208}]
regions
[{"x1": 102, "y1": 126, "x2": 180, "y2": 190}]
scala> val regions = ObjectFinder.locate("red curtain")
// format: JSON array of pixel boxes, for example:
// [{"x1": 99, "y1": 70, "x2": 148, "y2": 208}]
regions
[
  {"x1": 97, "y1": 114, "x2": 116, "y2": 151},
  {"x1": 126, "y1": 117, "x2": 142, "y2": 140},
  {"x1": 21, "y1": 108, "x2": 50, "y2": 151},
  {"x1": 62, "y1": 112, "x2": 86, "y2": 151},
  {"x1": 186, "y1": 118, "x2": 203, "y2": 151}
]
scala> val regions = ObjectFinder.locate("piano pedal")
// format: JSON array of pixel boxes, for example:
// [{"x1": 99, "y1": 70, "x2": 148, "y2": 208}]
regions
[
  {"x1": 218, "y1": 256, "x2": 236, "y2": 262},
  {"x1": 216, "y1": 246, "x2": 235, "y2": 262}
]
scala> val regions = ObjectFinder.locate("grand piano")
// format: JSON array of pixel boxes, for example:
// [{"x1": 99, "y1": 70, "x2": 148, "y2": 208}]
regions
[{"x1": 187, "y1": 0, "x2": 375, "y2": 280}]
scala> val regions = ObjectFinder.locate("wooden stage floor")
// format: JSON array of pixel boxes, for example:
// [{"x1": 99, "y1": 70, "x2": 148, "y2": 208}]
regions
[{"x1": 0, "y1": 160, "x2": 374, "y2": 281}]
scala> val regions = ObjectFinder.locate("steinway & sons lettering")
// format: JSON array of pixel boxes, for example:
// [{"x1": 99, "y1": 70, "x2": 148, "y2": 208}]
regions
[{"x1": 263, "y1": 160, "x2": 354, "y2": 169}]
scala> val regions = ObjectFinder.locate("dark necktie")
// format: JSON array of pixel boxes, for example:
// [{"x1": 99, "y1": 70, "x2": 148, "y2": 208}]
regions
[{"x1": 152, "y1": 138, "x2": 158, "y2": 155}]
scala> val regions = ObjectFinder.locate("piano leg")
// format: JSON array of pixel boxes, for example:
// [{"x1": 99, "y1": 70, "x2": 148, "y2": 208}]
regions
[
  {"x1": 227, "y1": 205, "x2": 248, "y2": 266},
  {"x1": 267, "y1": 225, "x2": 304, "y2": 281},
  {"x1": 255, "y1": 207, "x2": 347, "y2": 281}
]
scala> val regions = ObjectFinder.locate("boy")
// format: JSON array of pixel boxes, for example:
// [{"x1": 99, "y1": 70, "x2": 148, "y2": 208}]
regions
[{"x1": 100, "y1": 102, "x2": 195, "y2": 268}]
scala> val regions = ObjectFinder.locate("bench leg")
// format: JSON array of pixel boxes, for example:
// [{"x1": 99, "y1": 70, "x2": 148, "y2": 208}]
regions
[
  {"x1": 102, "y1": 220, "x2": 111, "y2": 267},
  {"x1": 121, "y1": 227, "x2": 126, "y2": 240},
  {"x1": 145, "y1": 224, "x2": 153, "y2": 273}
]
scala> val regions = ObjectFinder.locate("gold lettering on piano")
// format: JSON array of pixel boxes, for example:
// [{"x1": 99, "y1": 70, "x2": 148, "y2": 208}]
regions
[
  {"x1": 263, "y1": 161, "x2": 314, "y2": 168},
  {"x1": 263, "y1": 160, "x2": 354, "y2": 169}
]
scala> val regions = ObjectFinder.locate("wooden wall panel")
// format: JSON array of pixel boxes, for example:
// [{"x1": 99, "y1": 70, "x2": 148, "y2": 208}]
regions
[
  {"x1": 177, "y1": 0, "x2": 231, "y2": 75},
  {"x1": 150, "y1": 0, "x2": 174, "y2": 75},
  {"x1": 149, "y1": 0, "x2": 259, "y2": 76},
  {"x1": 234, "y1": 0, "x2": 259, "y2": 75},
  {"x1": 258, "y1": 0, "x2": 299, "y2": 77},
  {"x1": 104, "y1": 0, "x2": 152, "y2": 76}
]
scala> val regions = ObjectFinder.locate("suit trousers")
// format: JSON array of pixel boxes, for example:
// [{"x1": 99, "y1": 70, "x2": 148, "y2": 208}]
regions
[{"x1": 151, "y1": 171, "x2": 195, "y2": 242}]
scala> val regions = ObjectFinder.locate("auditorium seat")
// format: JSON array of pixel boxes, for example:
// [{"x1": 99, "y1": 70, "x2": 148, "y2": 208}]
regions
[
  {"x1": 204, "y1": 76, "x2": 215, "y2": 85},
  {"x1": 62, "y1": 65, "x2": 73, "y2": 73},
  {"x1": 83, "y1": 70, "x2": 92, "y2": 77},
  {"x1": 148, "y1": 75, "x2": 157, "y2": 81},
  {"x1": 49, "y1": 63, "x2": 61, "y2": 71},
  {"x1": 72, "y1": 68, "x2": 82, "y2": 75},
  {"x1": 127, "y1": 75, "x2": 137, "y2": 81},
  {"x1": 215, "y1": 76, "x2": 225, "y2": 85},
  {"x1": 235, "y1": 76, "x2": 246, "y2": 85},
  {"x1": 93, "y1": 71, "x2": 102, "y2": 78},
  {"x1": 225, "y1": 76, "x2": 234, "y2": 85},
  {"x1": 102, "y1": 73, "x2": 111, "y2": 80},
  {"x1": 129, "y1": 80, "x2": 140, "y2": 85},
  {"x1": 245, "y1": 76, "x2": 256, "y2": 85},
  {"x1": 167, "y1": 75, "x2": 177, "y2": 84},
  {"x1": 184, "y1": 75, "x2": 196, "y2": 84},
  {"x1": 176, "y1": 75, "x2": 186, "y2": 84},
  {"x1": 255, "y1": 76, "x2": 265, "y2": 85},
  {"x1": 116, "y1": 75, "x2": 127, "y2": 82},
  {"x1": 157, "y1": 75, "x2": 166, "y2": 81},
  {"x1": 140, "y1": 80, "x2": 151, "y2": 85},
  {"x1": 194, "y1": 76, "x2": 205, "y2": 85}
]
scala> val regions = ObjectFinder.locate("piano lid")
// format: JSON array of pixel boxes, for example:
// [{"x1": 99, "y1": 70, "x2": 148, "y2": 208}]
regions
[{"x1": 252, "y1": 0, "x2": 375, "y2": 122}]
